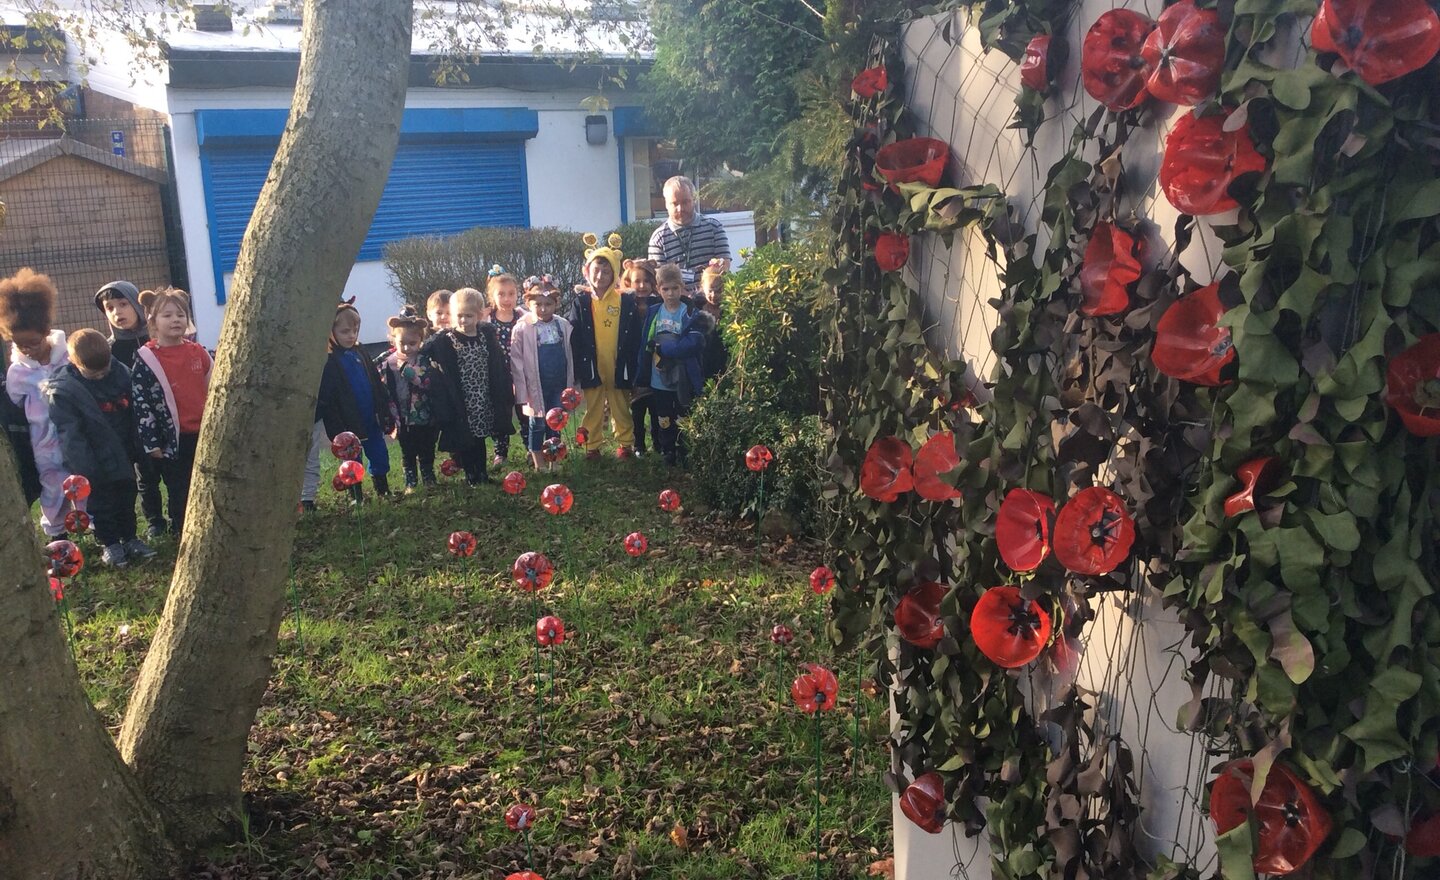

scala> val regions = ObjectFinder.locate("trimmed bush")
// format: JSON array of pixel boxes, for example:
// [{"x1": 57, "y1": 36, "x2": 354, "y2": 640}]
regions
[
  {"x1": 384, "y1": 226, "x2": 588, "y2": 311},
  {"x1": 614, "y1": 219, "x2": 662, "y2": 263}
]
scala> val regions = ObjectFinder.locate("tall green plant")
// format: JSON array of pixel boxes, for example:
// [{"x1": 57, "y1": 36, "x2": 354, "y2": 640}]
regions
[{"x1": 716, "y1": 242, "x2": 825, "y2": 415}]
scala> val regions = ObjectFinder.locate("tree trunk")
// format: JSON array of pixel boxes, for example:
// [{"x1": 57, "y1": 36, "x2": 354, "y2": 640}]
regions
[
  {"x1": 117, "y1": 0, "x2": 412, "y2": 851},
  {"x1": 0, "y1": 453, "x2": 174, "y2": 879}
]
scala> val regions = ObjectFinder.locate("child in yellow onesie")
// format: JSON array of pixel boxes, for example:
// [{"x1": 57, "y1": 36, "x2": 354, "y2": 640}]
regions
[{"x1": 567, "y1": 233, "x2": 643, "y2": 458}]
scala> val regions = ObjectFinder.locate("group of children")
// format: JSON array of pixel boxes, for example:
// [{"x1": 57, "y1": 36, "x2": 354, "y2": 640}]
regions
[
  {"x1": 1, "y1": 270, "x2": 211, "y2": 568},
  {"x1": 307, "y1": 232, "x2": 730, "y2": 502}
]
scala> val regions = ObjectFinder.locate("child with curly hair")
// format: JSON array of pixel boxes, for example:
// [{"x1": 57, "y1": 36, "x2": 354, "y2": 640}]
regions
[{"x1": 0, "y1": 268, "x2": 74, "y2": 536}]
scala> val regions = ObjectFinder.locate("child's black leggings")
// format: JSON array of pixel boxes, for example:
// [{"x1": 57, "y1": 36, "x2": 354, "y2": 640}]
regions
[{"x1": 398, "y1": 424, "x2": 439, "y2": 480}]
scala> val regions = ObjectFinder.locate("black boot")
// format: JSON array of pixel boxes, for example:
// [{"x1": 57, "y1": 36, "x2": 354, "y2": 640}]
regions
[
  {"x1": 374, "y1": 473, "x2": 390, "y2": 496},
  {"x1": 403, "y1": 466, "x2": 418, "y2": 490}
]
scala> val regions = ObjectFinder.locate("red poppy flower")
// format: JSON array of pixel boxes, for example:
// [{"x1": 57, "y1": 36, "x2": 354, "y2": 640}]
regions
[
  {"x1": 544, "y1": 407, "x2": 569, "y2": 431},
  {"x1": 46, "y1": 539, "x2": 84, "y2": 578},
  {"x1": 1141, "y1": 0, "x2": 1225, "y2": 106},
  {"x1": 540, "y1": 483, "x2": 573, "y2": 515},
  {"x1": 61, "y1": 474, "x2": 91, "y2": 502},
  {"x1": 329, "y1": 431, "x2": 362, "y2": 462},
  {"x1": 512, "y1": 551, "x2": 554, "y2": 591},
  {"x1": 745, "y1": 444, "x2": 774, "y2": 472},
  {"x1": 1082, "y1": 9, "x2": 1157, "y2": 111},
  {"x1": 996, "y1": 488, "x2": 1056, "y2": 572},
  {"x1": 1152, "y1": 283, "x2": 1236, "y2": 386},
  {"x1": 1210, "y1": 759, "x2": 1332, "y2": 875},
  {"x1": 624, "y1": 531, "x2": 648, "y2": 557},
  {"x1": 970, "y1": 586, "x2": 1052, "y2": 667},
  {"x1": 64, "y1": 509, "x2": 91, "y2": 534},
  {"x1": 536, "y1": 615, "x2": 566, "y2": 647},
  {"x1": 504, "y1": 803, "x2": 537, "y2": 831},
  {"x1": 337, "y1": 459, "x2": 366, "y2": 487},
  {"x1": 448, "y1": 530, "x2": 477, "y2": 557},
  {"x1": 874, "y1": 138, "x2": 950, "y2": 188},
  {"x1": 912, "y1": 432, "x2": 962, "y2": 502},
  {"x1": 1052, "y1": 487, "x2": 1135, "y2": 575},
  {"x1": 1313, "y1": 0, "x2": 1440, "y2": 86},
  {"x1": 1079, "y1": 222, "x2": 1142, "y2": 316},
  {"x1": 440, "y1": 458, "x2": 461, "y2": 478},
  {"x1": 48, "y1": 575, "x2": 64, "y2": 601},
  {"x1": 873, "y1": 232, "x2": 910, "y2": 273},
  {"x1": 560, "y1": 387, "x2": 583, "y2": 411},
  {"x1": 791, "y1": 663, "x2": 838, "y2": 713},
  {"x1": 542, "y1": 437, "x2": 568, "y2": 463},
  {"x1": 575, "y1": 427, "x2": 590, "y2": 446},
  {"x1": 895, "y1": 581, "x2": 947, "y2": 649},
  {"x1": 770, "y1": 624, "x2": 794, "y2": 645},
  {"x1": 658, "y1": 488, "x2": 681, "y2": 512},
  {"x1": 1406, "y1": 812, "x2": 1440, "y2": 858},
  {"x1": 851, "y1": 66, "x2": 888, "y2": 98},
  {"x1": 898, "y1": 772, "x2": 946, "y2": 833},
  {"x1": 1385, "y1": 334, "x2": 1440, "y2": 436},
  {"x1": 503, "y1": 470, "x2": 527, "y2": 494},
  {"x1": 860, "y1": 436, "x2": 914, "y2": 503},
  {"x1": 506, "y1": 873, "x2": 545, "y2": 880},
  {"x1": 809, "y1": 566, "x2": 836, "y2": 595},
  {"x1": 1223, "y1": 457, "x2": 1281, "y2": 517},
  {"x1": 330, "y1": 474, "x2": 347, "y2": 492},
  {"x1": 1160, "y1": 111, "x2": 1266, "y2": 216},
  {"x1": 1020, "y1": 34, "x2": 1053, "y2": 92}
]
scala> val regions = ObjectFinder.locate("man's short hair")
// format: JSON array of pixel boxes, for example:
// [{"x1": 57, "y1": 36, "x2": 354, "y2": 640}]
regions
[
  {"x1": 67, "y1": 328, "x2": 112, "y2": 372},
  {"x1": 663, "y1": 176, "x2": 697, "y2": 198}
]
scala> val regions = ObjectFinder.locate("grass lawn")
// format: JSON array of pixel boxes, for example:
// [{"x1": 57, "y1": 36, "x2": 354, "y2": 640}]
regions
[{"x1": 58, "y1": 441, "x2": 893, "y2": 879}]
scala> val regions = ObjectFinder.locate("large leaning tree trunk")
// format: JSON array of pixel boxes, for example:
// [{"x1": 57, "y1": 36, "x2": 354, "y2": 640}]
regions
[{"x1": 113, "y1": 0, "x2": 412, "y2": 853}]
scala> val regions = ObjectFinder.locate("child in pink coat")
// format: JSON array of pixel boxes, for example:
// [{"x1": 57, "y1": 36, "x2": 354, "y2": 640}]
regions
[{"x1": 509, "y1": 276, "x2": 575, "y2": 470}]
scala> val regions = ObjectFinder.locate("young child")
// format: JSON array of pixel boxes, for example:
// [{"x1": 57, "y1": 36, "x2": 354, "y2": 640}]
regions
[
  {"x1": 1, "y1": 347, "x2": 41, "y2": 507},
  {"x1": 621, "y1": 259, "x2": 661, "y2": 458},
  {"x1": 426, "y1": 289, "x2": 453, "y2": 335},
  {"x1": 510, "y1": 276, "x2": 575, "y2": 471},
  {"x1": 377, "y1": 306, "x2": 438, "y2": 490},
  {"x1": 486, "y1": 267, "x2": 528, "y2": 466},
  {"x1": 94, "y1": 279, "x2": 166, "y2": 537},
  {"x1": 132, "y1": 288, "x2": 212, "y2": 537},
  {"x1": 568, "y1": 233, "x2": 642, "y2": 459},
  {"x1": 45, "y1": 329, "x2": 156, "y2": 567},
  {"x1": 422, "y1": 287, "x2": 514, "y2": 484},
  {"x1": 636, "y1": 263, "x2": 711, "y2": 466},
  {"x1": 697, "y1": 260, "x2": 731, "y2": 382},
  {"x1": 317, "y1": 299, "x2": 395, "y2": 498},
  {"x1": 0, "y1": 268, "x2": 74, "y2": 536}
]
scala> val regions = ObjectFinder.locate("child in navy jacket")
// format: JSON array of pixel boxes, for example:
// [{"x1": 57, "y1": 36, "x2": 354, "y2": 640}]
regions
[{"x1": 635, "y1": 263, "x2": 710, "y2": 466}]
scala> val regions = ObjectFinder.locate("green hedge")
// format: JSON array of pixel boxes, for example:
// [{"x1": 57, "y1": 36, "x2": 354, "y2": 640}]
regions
[
  {"x1": 384, "y1": 226, "x2": 585, "y2": 310},
  {"x1": 614, "y1": 219, "x2": 661, "y2": 264}
]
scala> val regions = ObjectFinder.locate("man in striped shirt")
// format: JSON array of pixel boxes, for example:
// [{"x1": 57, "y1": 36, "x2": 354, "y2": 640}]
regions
[{"x1": 647, "y1": 176, "x2": 731, "y2": 293}]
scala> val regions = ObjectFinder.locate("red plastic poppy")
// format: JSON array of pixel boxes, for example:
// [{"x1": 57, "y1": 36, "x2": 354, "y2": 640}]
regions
[
  {"x1": 542, "y1": 437, "x2": 568, "y2": 463},
  {"x1": 809, "y1": 566, "x2": 836, "y2": 595},
  {"x1": 851, "y1": 66, "x2": 888, "y2": 98},
  {"x1": 1406, "y1": 812, "x2": 1440, "y2": 858},
  {"x1": 970, "y1": 586, "x2": 1052, "y2": 668},
  {"x1": 1152, "y1": 283, "x2": 1236, "y2": 386},
  {"x1": 560, "y1": 387, "x2": 583, "y2": 411},
  {"x1": 506, "y1": 873, "x2": 545, "y2": 880},
  {"x1": 536, "y1": 615, "x2": 566, "y2": 647},
  {"x1": 330, "y1": 474, "x2": 347, "y2": 492},
  {"x1": 1210, "y1": 759, "x2": 1332, "y2": 875},
  {"x1": 873, "y1": 232, "x2": 910, "y2": 273},
  {"x1": 1052, "y1": 487, "x2": 1135, "y2": 575},
  {"x1": 440, "y1": 458, "x2": 461, "y2": 478},
  {"x1": 545, "y1": 407, "x2": 569, "y2": 431},
  {"x1": 874, "y1": 138, "x2": 950, "y2": 188},
  {"x1": 791, "y1": 663, "x2": 838, "y2": 713},
  {"x1": 899, "y1": 772, "x2": 946, "y2": 834},
  {"x1": 540, "y1": 483, "x2": 573, "y2": 515},
  {"x1": 63, "y1": 509, "x2": 91, "y2": 534},
  {"x1": 860, "y1": 436, "x2": 914, "y2": 503},
  {"x1": 1223, "y1": 457, "x2": 1281, "y2": 517},
  {"x1": 658, "y1": 488, "x2": 681, "y2": 512},
  {"x1": 337, "y1": 459, "x2": 366, "y2": 487},
  {"x1": 1313, "y1": 0, "x2": 1440, "y2": 86},
  {"x1": 503, "y1": 470, "x2": 527, "y2": 494},
  {"x1": 1385, "y1": 334, "x2": 1440, "y2": 436},
  {"x1": 46, "y1": 539, "x2": 84, "y2": 578},
  {"x1": 1020, "y1": 34, "x2": 1053, "y2": 92},
  {"x1": 1160, "y1": 111, "x2": 1266, "y2": 216},
  {"x1": 1141, "y1": 0, "x2": 1225, "y2": 106},
  {"x1": 1082, "y1": 9, "x2": 1157, "y2": 111},
  {"x1": 912, "y1": 432, "x2": 962, "y2": 502},
  {"x1": 996, "y1": 488, "x2": 1056, "y2": 572},
  {"x1": 447, "y1": 530, "x2": 477, "y2": 557},
  {"x1": 894, "y1": 581, "x2": 947, "y2": 649},
  {"x1": 574, "y1": 426, "x2": 590, "y2": 446},
  {"x1": 61, "y1": 474, "x2": 91, "y2": 502},
  {"x1": 770, "y1": 624, "x2": 794, "y2": 645},
  {"x1": 512, "y1": 551, "x2": 554, "y2": 591},
  {"x1": 745, "y1": 444, "x2": 774, "y2": 472},
  {"x1": 48, "y1": 576, "x2": 64, "y2": 601},
  {"x1": 504, "y1": 803, "x2": 537, "y2": 831},
  {"x1": 1079, "y1": 222, "x2": 1142, "y2": 317},
  {"x1": 330, "y1": 431, "x2": 362, "y2": 462},
  {"x1": 624, "y1": 531, "x2": 648, "y2": 557}
]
